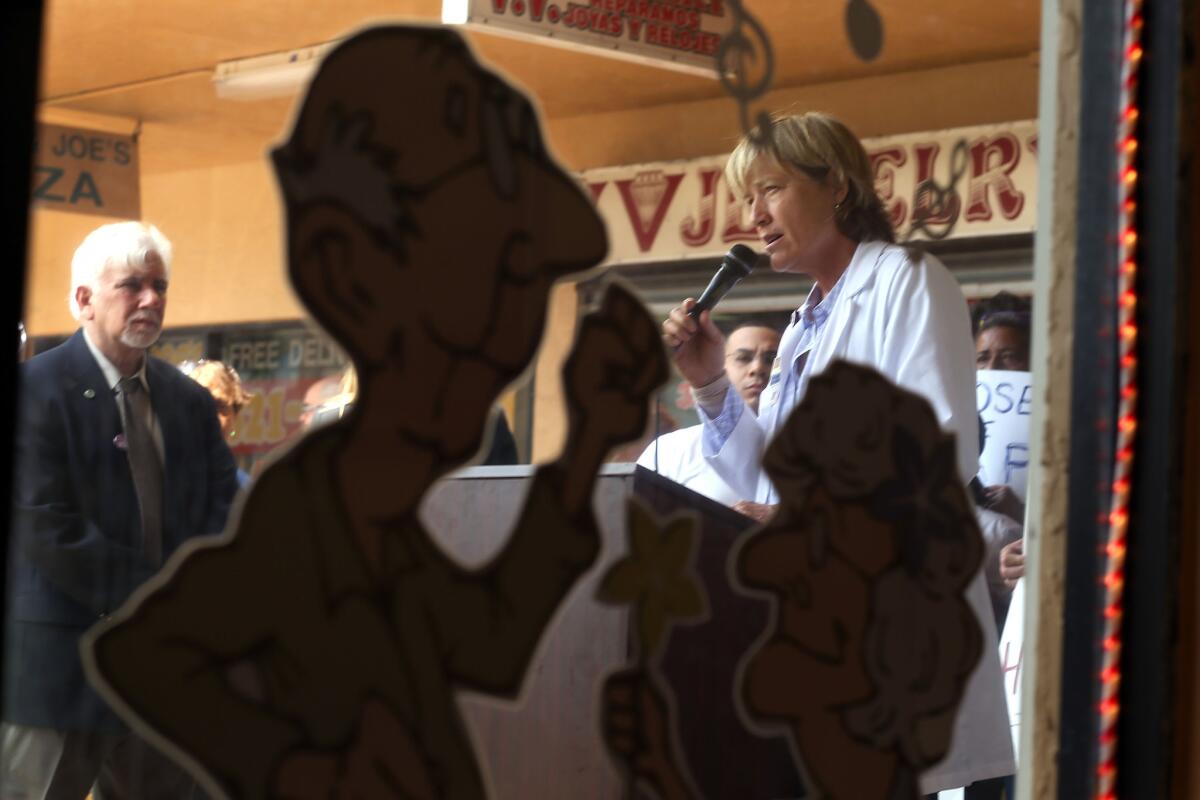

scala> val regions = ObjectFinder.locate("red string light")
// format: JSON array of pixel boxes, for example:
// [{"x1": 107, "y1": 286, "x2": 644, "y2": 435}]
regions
[{"x1": 1096, "y1": 1, "x2": 1143, "y2": 796}]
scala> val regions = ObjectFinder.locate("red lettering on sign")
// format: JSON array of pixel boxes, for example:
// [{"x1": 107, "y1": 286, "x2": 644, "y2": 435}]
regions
[
  {"x1": 722, "y1": 189, "x2": 757, "y2": 243},
  {"x1": 615, "y1": 172, "x2": 685, "y2": 252},
  {"x1": 1026, "y1": 134, "x2": 1038, "y2": 156},
  {"x1": 966, "y1": 133, "x2": 1025, "y2": 222},
  {"x1": 911, "y1": 142, "x2": 960, "y2": 226},
  {"x1": 587, "y1": 181, "x2": 608, "y2": 203},
  {"x1": 680, "y1": 168, "x2": 720, "y2": 247},
  {"x1": 868, "y1": 147, "x2": 908, "y2": 231},
  {"x1": 1001, "y1": 640, "x2": 1023, "y2": 696}
]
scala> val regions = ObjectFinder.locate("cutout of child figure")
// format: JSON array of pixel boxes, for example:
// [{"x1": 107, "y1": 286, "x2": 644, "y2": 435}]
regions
[{"x1": 604, "y1": 363, "x2": 985, "y2": 800}]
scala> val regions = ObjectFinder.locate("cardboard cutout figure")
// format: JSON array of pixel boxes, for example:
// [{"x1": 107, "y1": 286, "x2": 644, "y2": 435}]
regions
[
  {"x1": 603, "y1": 361, "x2": 983, "y2": 800},
  {"x1": 596, "y1": 499, "x2": 708, "y2": 799},
  {"x1": 83, "y1": 25, "x2": 667, "y2": 800}
]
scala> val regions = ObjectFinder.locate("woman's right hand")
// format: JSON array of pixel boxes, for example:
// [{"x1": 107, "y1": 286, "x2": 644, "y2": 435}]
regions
[{"x1": 662, "y1": 299, "x2": 726, "y2": 390}]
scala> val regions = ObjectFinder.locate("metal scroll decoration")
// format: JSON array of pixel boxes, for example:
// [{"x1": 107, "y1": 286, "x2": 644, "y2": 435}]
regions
[
  {"x1": 906, "y1": 139, "x2": 969, "y2": 241},
  {"x1": 717, "y1": 1, "x2": 885, "y2": 144},
  {"x1": 716, "y1": 0, "x2": 775, "y2": 145}
]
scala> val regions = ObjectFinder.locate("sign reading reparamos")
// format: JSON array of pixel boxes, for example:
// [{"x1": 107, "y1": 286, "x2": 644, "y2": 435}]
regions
[{"x1": 444, "y1": 0, "x2": 732, "y2": 75}]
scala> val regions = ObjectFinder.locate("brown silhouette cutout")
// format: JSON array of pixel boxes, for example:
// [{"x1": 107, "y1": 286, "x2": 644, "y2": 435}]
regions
[
  {"x1": 596, "y1": 498, "x2": 708, "y2": 799},
  {"x1": 603, "y1": 361, "x2": 983, "y2": 800},
  {"x1": 82, "y1": 25, "x2": 667, "y2": 800}
]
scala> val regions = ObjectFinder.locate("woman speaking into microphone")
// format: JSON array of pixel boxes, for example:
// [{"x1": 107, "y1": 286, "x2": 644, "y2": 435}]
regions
[{"x1": 662, "y1": 111, "x2": 979, "y2": 521}]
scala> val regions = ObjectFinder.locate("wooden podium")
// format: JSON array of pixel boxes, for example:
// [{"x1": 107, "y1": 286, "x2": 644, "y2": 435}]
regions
[{"x1": 421, "y1": 464, "x2": 805, "y2": 799}]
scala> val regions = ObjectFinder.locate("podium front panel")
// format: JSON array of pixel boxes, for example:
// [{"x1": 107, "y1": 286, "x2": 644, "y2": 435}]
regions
[{"x1": 421, "y1": 466, "x2": 631, "y2": 799}]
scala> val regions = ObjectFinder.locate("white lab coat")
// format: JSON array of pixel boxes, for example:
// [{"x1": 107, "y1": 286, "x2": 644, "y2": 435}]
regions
[
  {"x1": 700, "y1": 239, "x2": 1014, "y2": 791},
  {"x1": 636, "y1": 426, "x2": 741, "y2": 507},
  {"x1": 702, "y1": 239, "x2": 980, "y2": 504}
]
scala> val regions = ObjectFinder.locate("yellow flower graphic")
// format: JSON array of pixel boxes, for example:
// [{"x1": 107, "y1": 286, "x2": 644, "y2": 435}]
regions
[{"x1": 597, "y1": 499, "x2": 707, "y2": 663}]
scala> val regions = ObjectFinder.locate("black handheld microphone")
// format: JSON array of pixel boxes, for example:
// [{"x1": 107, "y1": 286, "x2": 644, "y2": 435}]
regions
[{"x1": 687, "y1": 244, "x2": 758, "y2": 319}]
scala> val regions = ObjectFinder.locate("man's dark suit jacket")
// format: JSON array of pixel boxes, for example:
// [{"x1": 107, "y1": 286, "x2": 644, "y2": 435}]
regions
[{"x1": 4, "y1": 329, "x2": 238, "y2": 731}]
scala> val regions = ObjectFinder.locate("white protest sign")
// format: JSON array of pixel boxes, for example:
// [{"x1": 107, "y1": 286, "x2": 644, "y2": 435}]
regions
[
  {"x1": 975, "y1": 370, "x2": 1033, "y2": 499},
  {"x1": 997, "y1": 578, "x2": 1024, "y2": 762}
]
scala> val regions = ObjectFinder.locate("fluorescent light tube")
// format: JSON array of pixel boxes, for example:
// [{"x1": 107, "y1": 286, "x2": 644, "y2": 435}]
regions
[{"x1": 213, "y1": 43, "x2": 337, "y2": 101}]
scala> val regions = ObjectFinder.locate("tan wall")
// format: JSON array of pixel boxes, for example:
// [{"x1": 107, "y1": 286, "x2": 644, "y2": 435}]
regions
[
  {"x1": 530, "y1": 282, "x2": 578, "y2": 462},
  {"x1": 549, "y1": 56, "x2": 1039, "y2": 169},
  {"x1": 26, "y1": 56, "x2": 1038, "y2": 458},
  {"x1": 26, "y1": 149, "x2": 300, "y2": 337},
  {"x1": 26, "y1": 55, "x2": 1038, "y2": 336}
]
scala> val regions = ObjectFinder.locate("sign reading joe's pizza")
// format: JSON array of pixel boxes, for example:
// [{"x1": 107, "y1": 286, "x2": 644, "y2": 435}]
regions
[
  {"x1": 32, "y1": 123, "x2": 140, "y2": 219},
  {"x1": 443, "y1": 0, "x2": 732, "y2": 75}
]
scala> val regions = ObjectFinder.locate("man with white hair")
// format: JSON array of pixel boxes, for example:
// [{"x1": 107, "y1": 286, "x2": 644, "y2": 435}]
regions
[{"x1": 3, "y1": 222, "x2": 237, "y2": 798}]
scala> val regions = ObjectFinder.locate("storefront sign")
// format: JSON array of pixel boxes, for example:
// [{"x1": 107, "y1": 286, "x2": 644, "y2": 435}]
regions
[
  {"x1": 443, "y1": 0, "x2": 731, "y2": 75},
  {"x1": 219, "y1": 326, "x2": 349, "y2": 456},
  {"x1": 583, "y1": 120, "x2": 1038, "y2": 264},
  {"x1": 32, "y1": 123, "x2": 140, "y2": 219}
]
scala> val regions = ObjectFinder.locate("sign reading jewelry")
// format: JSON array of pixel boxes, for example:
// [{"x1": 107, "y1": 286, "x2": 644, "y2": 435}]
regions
[{"x1": 583, "y1": 120, "x2": 1039, "y2": 264}]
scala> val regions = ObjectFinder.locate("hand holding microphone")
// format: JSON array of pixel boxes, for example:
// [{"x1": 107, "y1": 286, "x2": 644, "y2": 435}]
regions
[
  {"x1": 662, "y1": 245, "x2": 758, "y2": 390},
  {"x1": 686, "y1": 244, "x2": 757, "y2": 319}
]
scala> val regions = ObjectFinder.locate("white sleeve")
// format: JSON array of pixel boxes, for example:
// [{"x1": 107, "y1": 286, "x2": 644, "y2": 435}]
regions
[
  {"x1": 635, "y1": 439, "x2": 658, "y2": 469},
  {"x1": 880, "y1": 253, "x2": 980, "y2": 486},
  {"x1": 697, "y1": 389, "x2": 770, "y2": 503}
]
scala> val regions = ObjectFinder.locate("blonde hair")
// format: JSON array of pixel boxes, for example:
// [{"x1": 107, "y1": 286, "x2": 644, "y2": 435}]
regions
[
  {"x1": 69, "y1": 222, "x2": 173, "y2": 319},
  {"x1": 180, "y1": 360, "x2": 250, "y2": 412},
  {"x1": 337, "y1": 363, "x2": 358, "y2": 401},
  {"x1": 725, "y1": 112, "x2": 894, "y2": 244}
]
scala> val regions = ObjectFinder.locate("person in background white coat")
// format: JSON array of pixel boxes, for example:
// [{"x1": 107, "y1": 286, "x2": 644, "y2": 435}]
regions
[
  {"x1": 637, "y1": 321, "x2": 780, "y2": 506},
  {"x1": 662, "y1": 111, "x2": 1013, "y2": 795}
]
